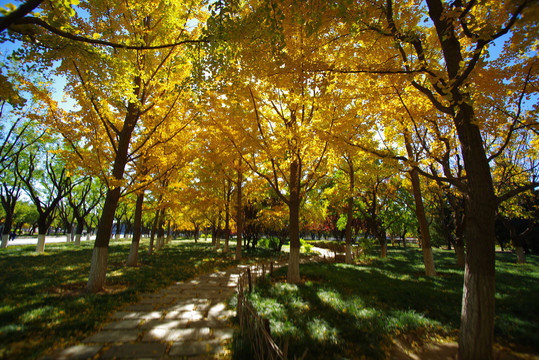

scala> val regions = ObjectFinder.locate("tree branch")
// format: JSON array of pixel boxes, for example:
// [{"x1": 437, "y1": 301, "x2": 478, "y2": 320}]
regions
[{"x1": 10, "y1": 16, "x2": 210, "y2": 50}]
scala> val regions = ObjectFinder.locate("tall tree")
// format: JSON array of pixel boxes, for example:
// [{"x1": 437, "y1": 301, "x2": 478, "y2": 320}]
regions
[
  {"x1": 16, "y1": 137, "x2": 72, "y2": 252},
  {"x1": 32, "y1": 0, "x2": 208, "y2": 292}
]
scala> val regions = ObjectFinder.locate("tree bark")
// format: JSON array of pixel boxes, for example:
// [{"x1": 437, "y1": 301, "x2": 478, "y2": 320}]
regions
[
  {"x1": 36, "y1": 233, "x2": 46, "y2": 253},
  {"x1": 1, "y1": 234, "x2": 8, "y2": 248},
  {"x1": 455, "y1": 97, "x2": 496, "y2": 360},
  {"x1": 156, "y1": 209, "x2": 165, "y2": 251},
  {"x1": 127, "y1": 191, "x2": 144, "y2": 267},
  {"x1": 235, "y1": 162, "x2": 243, "y2": 261},
  {"x1": 74, "y1": 219, "x2": 85, "y2": 246},
  {"x1": 345, "y1": 158, "x2": 355, "y2": 264},
  {"x1": 85, "y1": 73, "x2": 140, "y2": 293},
  {"x1": 86, "y1": 186, "x2": 121, "y2": 292},
  {"x1": 166, "y1": 220, "x2": 171, "y2": 244},
  {"x1": 422, "y1": 2, "x2": 497, "y2": 357},
  {"x1": 148, "y1": 209, "x2": 159, "y2": 255},
  {"x1": 224, "y1": 179, "x2": 231, "y2": 253},
  {"x1": 287, "y1": 158, "x2": 301, "y2": 284},
  {"x1": 379, "y1": 237, "x2": 387, "y2": 258}
]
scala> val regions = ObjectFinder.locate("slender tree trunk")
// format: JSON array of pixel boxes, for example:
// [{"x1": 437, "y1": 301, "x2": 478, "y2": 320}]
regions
[
  {"x1": 501, "y1": 217, "x2": 528, "y2": 264},
  {"x1": 86, "y1": 187, "x2": 121, "y2": 292},
  {"x1": 148, "y1": 209, "x2": 159, "y2": 255},
  {"x1": 224, "y1": 179, "x2": 231, "y2": 253},
  {"x1": 85, "y1": 75, "x2": 140, "y2": 292},
  {"x1": 166, "y1": 220, "x2": 171, "y2": 244},
  {"x1": 287, "y1": 159, "x2": 301, "y2": 284},
  {"x1": 127, "y1": 191, "x2": 144, "y2": 267},
  {"x1": 215, "y1": 224, "x2": 221, "y2": 250},
  {"x1": 115, "y1": 221, "x2": 121, "y2": 240},
  {"x1": 235, "y1": 162, "x2": 243, "y2": 261},
  {"x1": 379, "y1": 236, "x2": 387, "y2": 258},
  {"x1": 35, "y1": 219, "x2": 48, "y2": 253},
  {"x1": 36, "y1": 234, "x2": 46, "y2": 253},
  {"x1": 453, "y1": 210, "x2": 466, "y2": 268},
  {"x1": 345, "y1": 158, "x2": 354, "y2": 264},
  {"x1": 1, "y1": 207, "x2": 13, "y2": 248},
  {"x1": 75, "y1": 220, "x2": 85, "y2": 246},
  {"x1": 1, "y1": 234, "x2": 8, "y2": 248},
  {"x1": 404, "y1": 131, "x2": 437, "y2": 276},
  {"x1": 156, "y1": 210, "x2": 165, "y2": 251}
]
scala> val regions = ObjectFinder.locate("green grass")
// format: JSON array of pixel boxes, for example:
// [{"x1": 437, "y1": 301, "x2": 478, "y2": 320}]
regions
[
  {"x1": 239, "y1": 247, "x2": 539, "y2": 360},
  {"x1": 0, "y1": 238, "x2": 279, "y2": 360}
]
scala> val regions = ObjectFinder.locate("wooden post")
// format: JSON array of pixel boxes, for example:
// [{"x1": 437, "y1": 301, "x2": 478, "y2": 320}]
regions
[{"x1": 247, "y1": 268, "x2": 252, "y2": 293}]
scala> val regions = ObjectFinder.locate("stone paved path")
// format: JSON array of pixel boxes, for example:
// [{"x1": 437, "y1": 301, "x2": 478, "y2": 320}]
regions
[{"x1": 44, "y1": 267, "x2": 248, "y2": 360}]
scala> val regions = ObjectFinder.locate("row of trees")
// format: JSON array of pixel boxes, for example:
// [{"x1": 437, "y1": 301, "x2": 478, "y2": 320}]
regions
[{"x1": 1, "y1": 0, "x2": 538, "y2": 359}]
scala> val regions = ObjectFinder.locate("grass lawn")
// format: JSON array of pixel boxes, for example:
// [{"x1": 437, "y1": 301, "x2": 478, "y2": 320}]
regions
[
  {"x1": 0, "y1": 238, "x2": 279, "y2": 360},
  {"x1": 238, "y1": 246, "x2": 539, "y2": 360}
]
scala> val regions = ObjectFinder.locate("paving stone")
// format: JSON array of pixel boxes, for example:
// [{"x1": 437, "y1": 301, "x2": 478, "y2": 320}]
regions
[
  {"x1": 102, "y1": 319, "x2": 142, "y2": 330},
  {"x1": 168, "y1": 340, "x2": 222, "y2": 357},
  {"x1": 178, "y1": 310, "x2": 205, "y2": 321},
  {"x1": 140, "y1": 319, "x2": 189, "y2": 330},
  {"x1": 164, "y1": 302, "x2": 197, "y2": 312},
  {"x1": 82, "y1": 329, "x2": 140, "y2": 343},
  {"x1": 188, "y1": 319, "x2": 229, "y2": 328},
  {"x1": 207, "y1": 302, "x2": 227, "y2": 316},
  {"x1": 112, "y1": 311, "x2": 163, "y2": 320},
  {"x1": 208, "y1": 310, "x2": 235, "y2": 320},
  {"x1": 125, "y1": 304, "x2": 155, "y2": 311},
  {"x1": 101, "y1": 343, "x2": 167, "y2": 359},
  {"x1": 42, "y1": 344, "x2": 102, "y2": 360},
  {"x1": 211, "y1": 328, "x2": 235, "y2": 341},
  {"x1": 139, "y1": 296, "x2": 176, "y2": 305},
  {"x1": 143, "y1": 327, "x2": 211, "y2": 342}
]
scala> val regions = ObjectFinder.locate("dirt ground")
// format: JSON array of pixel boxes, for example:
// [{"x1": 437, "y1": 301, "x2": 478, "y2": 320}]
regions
[{"x1": 390, "y1": 340, "x2": 539, "y2": 360}]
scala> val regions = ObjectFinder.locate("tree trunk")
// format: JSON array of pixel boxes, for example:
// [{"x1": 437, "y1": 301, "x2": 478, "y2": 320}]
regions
[
  {"x1": 287, "y1": 159, "x2": 301, "y2": 284},
  {"x1": 148, "y1": 209, "x2": 159, "y2": 255},
  {"x1": 0, "y1": 203, "x2": 13, "y2": 248},
  {"x1": 454, "y1": 211, "x2": 466, "y2": 268},
  {"x1": 215, "y1": 225, "x2": 221, "y2": 250},
  {"x1": 115, "y1": 221, "x2": 121, "y2": 240},
  {"x1": 35, "y1": 219, "x2": 48, "y2": 253},
  {"x1": 380, "y1": 237, "x2": 387, "y2": 258},
  {"x1": 86, "y1": 186, "x2": 122, "y2": 292},
  {"x1": 127, "y1": 191, "x2": 144, "y2": 267},
  {"x1": 404, "y1": 131, "x2": 437, "y2": 276},
  {"x1": 455, "y1": 107, "x2": 496, "y2": 360},
  {"x1": 85, "y1": 74, "x2": 140, "y2": 293},
  {"x1": 156, "y1": 209, "x2": 165, "y2": 251},
  {"x1": 1, "y1": 233, "x2": 8, "y2": 248},
  {"x1": 345, "y1": 158, "x2": 355, "y2": 264},
  {"x1": 424, "y1": 1, "x2": 497, "y2": 357},
  {"x1": 36, "y1": 234, "x2": 46, "y2": 253},
  {"x1": 515, "y1": 246, "x2": 525, "y2": 264},
  {"x1": 166, "y1": 220, "x2": 171, "y2": 244},
  {"x1": 501, "y1": 218, "x2": 528, "y2": 264},
  {"x1": 224, "y1": 179, "x2": 231, "y2": 253},
  {"x1": 235, "y1": 162, "x2": 243, "y2": 261},
  {"x1": 75, "y1": 220, "x2": 85, "y2": 246}
]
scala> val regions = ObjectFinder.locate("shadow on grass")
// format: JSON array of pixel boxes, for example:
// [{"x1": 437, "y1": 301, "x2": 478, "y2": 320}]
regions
[
  {"x1": 0, "y1": 239, "x2": 279, "y2": 360},
  {"x1": 240, "y1": 247, "x2": 539, "y2": 360}
]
